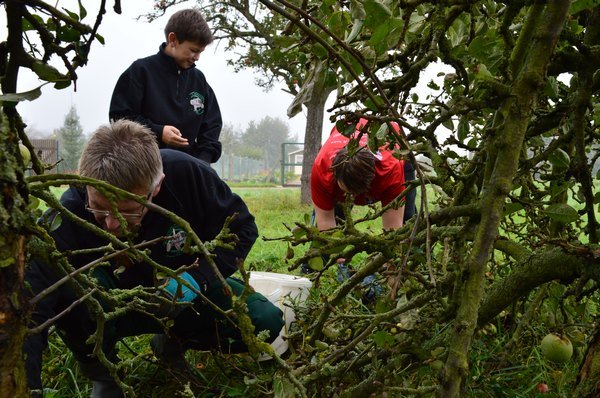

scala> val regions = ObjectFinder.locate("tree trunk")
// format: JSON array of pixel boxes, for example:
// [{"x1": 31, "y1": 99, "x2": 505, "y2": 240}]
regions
[
  {"x1": 0, "y1": 111, "x2": 30, "y2": 398},
  {"x1": 439, "y1": 2, "x2": 571, "y2": 397},
  {"x1": 287, "y1": 60, "x2": 335, "y2": 205},
  {"x1": 300, "y1": 88, "x2": 331, "y2": 204},
  {"x1": 574, "y1": 328, "x2": 600, "y2": 397}
]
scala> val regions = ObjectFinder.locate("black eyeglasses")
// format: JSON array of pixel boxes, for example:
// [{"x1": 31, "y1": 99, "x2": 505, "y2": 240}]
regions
[{"x1": 85, "y1": 192, "x2": 152, "y2": 220}]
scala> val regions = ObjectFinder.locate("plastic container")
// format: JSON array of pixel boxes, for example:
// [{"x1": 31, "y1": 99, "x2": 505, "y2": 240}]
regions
[{"x1": 249, "y1": 271, "x2": 312, "y2": 357}]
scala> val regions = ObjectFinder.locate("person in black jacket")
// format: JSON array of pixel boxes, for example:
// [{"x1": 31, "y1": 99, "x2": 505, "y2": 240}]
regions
[
  {"x1": 109, "y1": 9, "x2": 222, "y2": 163},
  {"x1": 24, "y1": 120, "x2": 284, "y2": 397}
]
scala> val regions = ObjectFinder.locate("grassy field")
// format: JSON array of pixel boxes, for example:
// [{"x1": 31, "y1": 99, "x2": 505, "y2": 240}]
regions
[
  {"x1": 232, "y1": 187, "x2": 311, "y2": 273},
  {"x1": 34, "y1": 184, "x2": 592, "y2": 397}
]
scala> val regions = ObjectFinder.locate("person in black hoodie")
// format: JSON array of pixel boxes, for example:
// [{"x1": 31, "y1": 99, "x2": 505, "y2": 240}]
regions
[
  {"x1": 24, "y1": 120, "x2": 284, "y2": 397},
  {"x1": 109, "y1": 9, "x2": 222, "y2": 163}
]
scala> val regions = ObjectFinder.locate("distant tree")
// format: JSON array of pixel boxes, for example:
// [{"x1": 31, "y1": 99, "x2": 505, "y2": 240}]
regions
[
  {"x1": 57, "y1": 105, "x2": 85, "y2": 172},
  {"x1": 240, "y1": 116, "x2": 295, "y2": 170},
  {"x1": 219, "y1": 123, "x2": 242, "y2": 155}
]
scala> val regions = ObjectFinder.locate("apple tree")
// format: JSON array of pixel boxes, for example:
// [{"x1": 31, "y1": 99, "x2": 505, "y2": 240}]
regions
[
  {"x1": 0, "y1": 1, "x2": 120, "y2": 396},
  {"x1": 256, "y1": 0, "x2": 599, "y2": 397}
]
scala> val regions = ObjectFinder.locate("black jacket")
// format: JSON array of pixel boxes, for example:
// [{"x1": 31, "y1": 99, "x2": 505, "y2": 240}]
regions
[
  {"x1": 109, "y1": 44, "x2": 223, "y2": 163},
  {"x1": 24, "y1": 149, "x2": 256, "y2": 390}
]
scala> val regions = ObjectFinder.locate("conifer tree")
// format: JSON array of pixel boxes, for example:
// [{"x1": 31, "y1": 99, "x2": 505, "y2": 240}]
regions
[{"x1": 57, "y1": 105, "x2": 85, "y2": 172}]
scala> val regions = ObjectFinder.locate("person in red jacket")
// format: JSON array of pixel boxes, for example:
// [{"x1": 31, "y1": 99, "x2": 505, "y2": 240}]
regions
[
  {"x1": 311, "y1": 118, "x2": 413, "y2": 231},
  {"x1": 306, "y1": 119, "x2": 416, "y2": 298}
]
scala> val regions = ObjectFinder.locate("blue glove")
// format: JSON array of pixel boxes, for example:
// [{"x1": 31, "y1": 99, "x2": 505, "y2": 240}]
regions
[
  {"x1": 163, "y1": 272, "x2": 200, "y2": 302},
  {"x1": 361, "y1": 274, "x2": 383, "y2": 303},
  {"x1": 336, "y1": 262, "x2": 352, "y2": 282}
]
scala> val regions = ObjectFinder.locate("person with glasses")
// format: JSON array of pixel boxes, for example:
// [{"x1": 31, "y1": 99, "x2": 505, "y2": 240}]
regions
[{"x1": 23, "y1": 120, "x2": 284, "y2": 398}]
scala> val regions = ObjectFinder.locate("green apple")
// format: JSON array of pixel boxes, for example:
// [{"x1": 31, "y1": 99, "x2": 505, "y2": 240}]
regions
[
  {"x1": 541, "y1": 333, "x2": 573, "y2": 363},
  {"x1": 307, "y1": 255, "x2": 324, "y2": 271},
  {"x1": 19, "y1": 143, "x2": 31, "y2": 166}
]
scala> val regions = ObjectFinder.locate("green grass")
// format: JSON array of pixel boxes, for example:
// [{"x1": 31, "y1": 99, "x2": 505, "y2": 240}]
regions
[
  {"x1": 34, "y1": 184, "x2": 593, "y2": 397},
  {"x1": 232, "y1": 187, "x2": 311, "y2": 273}
]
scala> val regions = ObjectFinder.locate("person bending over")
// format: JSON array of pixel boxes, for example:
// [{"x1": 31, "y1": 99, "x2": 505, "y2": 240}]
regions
[
  {"x1": 24, "y1": 120, "x2": 284, "y2": 398},
  {"x1": 311, "y1": 118, "x2": 415, "y2": 232}
]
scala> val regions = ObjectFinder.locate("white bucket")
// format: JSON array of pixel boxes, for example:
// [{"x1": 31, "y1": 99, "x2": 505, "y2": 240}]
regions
[{"x1": 249, "y1": 271, "x2": 312, "y2": 357}]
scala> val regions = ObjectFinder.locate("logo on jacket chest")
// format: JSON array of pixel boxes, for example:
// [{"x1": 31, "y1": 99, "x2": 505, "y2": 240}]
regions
[
  {"x1": 164, "y1": 225, "x2": 187, "y2": 256},
  {"x1": 188, "y1": 91, "x2": 205, "y2": 115}
]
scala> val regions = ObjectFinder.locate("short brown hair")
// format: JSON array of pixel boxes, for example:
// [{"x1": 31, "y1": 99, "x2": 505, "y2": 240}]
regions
[
  {"x1": 79, "y1": 120, "x2": 163, "y2": 192},
  {"x1": 331, "y1": 147, "x2": 376, "y2": 195},
  {"x1": 164, "y1": 9, "x2": 213, "y2": 46}
]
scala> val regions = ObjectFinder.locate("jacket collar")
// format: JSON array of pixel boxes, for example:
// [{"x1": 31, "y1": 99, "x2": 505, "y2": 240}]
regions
[{"x1": 158, "y1": 43, "x2": 196, "y2": 73}]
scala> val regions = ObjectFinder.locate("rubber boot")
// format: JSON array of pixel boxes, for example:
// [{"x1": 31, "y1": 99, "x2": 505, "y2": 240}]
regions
[
  {"x1": 78, "y1": 359, "x2": 124, "y2": 398},
  {"x1": 151, "y1": 334, "x2": 193, "y2": 375}
]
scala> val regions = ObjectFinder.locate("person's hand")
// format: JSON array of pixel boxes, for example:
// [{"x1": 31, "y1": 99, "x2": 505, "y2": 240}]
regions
[
  {"x1": 162, "y1": 272, "x2": 200, "y2": 302},
  {"x1": 162, "y1": 125, "x2": 189, "y2": 147}
]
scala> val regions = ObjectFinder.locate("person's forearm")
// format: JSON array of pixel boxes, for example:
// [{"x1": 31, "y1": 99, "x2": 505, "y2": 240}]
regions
[{"x1": 382, "y1": 206, "x2": 405, "y2": 230}]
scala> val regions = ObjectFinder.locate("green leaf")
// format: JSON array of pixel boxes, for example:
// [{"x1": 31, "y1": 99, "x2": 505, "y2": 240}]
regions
[
  {"x1": 363, "y1": 95, "x2": 384, "y2": 111},
  {"x1": 504, "y1": 202, "x2": 524, "y2": 215},
  {"x1": 31, "y1": 61, "x2": 66, "y2": 82},
  {"x1": 340, "y1": 51, "x2": 363, "y2": 79},
  {"x1": 59, "y1": 27, "x2": 81, "y2": 42},
  {"x1": 543, "y1": 203, "x2": 579, "y2": 223},
  {"x1": 442, "y1": 118, "x2": 454, "y2": 131},
  {"x1": 386, "y1": 17, "x2": 404, "y2": 49},
  {"x1": 324, "y1": 67, "x2": 337, "y2": 88},
  {"x1": 373, "y1": 330, "x2": 395, "y2": 348},
  {"x1": 22, "y1": 14, "x2": 44, "y2": 32},
  {"x1": 346, "y1": 19, "x2": 364, "y2": 43},
  {"x1": 368, "y1": 132, "x2": 380, "y2": 153},
  {"x1": 0, "y1": 84, "x2": 46, "y2": 103},
  {"x1": 41, "y1": 389, "x2": 58, "y2": 398},
  {"x1": 63, "y1": 8, "x2": 80, "y2": 21},
  {"x1": 53, "y1": 80, "x2": 72, "y2": 90},
  {"x1": 273, "y1": 374, "x2": 296, "y2": 398},
  {"x1": 570, "y1": 0, "x2": 600, "y2": 15},
  {"x1": 363, "y1": 0, "x2": 392, "y2": 30},
  {"x1": 292, "y1": 226, "x2": 306, "y2": 239},
  {"x1": 528, "y1": 136, "x2": 545, "y2": 147},
  {"x1": 375, "y1": 123, "x2": 388, "y2": 140},
  {"x1": 311, "y1": 43, "x2": 329, "y2": 59},
  {"x1": 156, "y1": 272, "x2": 167, "y2": 280},
  {"x1": 349, "y1": 0, "x2": 366, "y2": 20},
  {"x1": 457, "y1": 117, "x2": 469, "y2": 141},
  {"x1": 28, "y1": 195, "x2": 41, "y2": 211},
  {"x1": 544, "y1": 77, "x2": 560, "y2": 99},
  {"x1": 49, "y1": 214, "x2": 62, "y2": 232},
  {"x1": 548, "y1": 148, "x2": 570, "y2": 171},
  {"x1": 370, "y1": 21, "x2": 392, "y2": 55},
  {"x1": 328, "y1": 11, "x2": 350, "y2": 39},
  {"x1": 78, "y1": 0, "x2": 88, "y2": 20},
  {"x1": 95, "y1": 33, "x2": 105, "y2": 45}
]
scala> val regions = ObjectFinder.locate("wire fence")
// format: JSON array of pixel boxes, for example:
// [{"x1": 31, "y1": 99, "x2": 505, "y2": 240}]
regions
[
  {"x1": 26, "y1": 143, "x2": 298, "y2": 185},
  {"x1": 212, "y1": 153, "x2": 267, "y2": 181}
]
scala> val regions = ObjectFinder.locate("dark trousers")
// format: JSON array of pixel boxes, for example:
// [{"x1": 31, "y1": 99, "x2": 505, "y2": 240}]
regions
[
  {"x1": 403, "y1": 160, "x2": 417, "y2": 221},
  {"x1": 58, "y1": 277, "x2": 284, "y2": 363}
]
